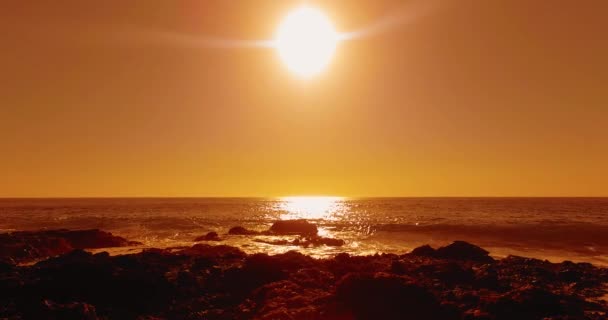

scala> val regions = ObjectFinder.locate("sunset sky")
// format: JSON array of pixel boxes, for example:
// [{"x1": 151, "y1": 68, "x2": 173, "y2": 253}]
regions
[{"x1": 1, "y1": 0, "x2": 607, "y2": 197}]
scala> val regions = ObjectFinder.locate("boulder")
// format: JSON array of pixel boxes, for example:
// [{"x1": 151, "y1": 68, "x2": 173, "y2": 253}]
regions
[
  {"x1": 0, "y1": 229, "x2": 141, "y2": 263},
  {"x1": 41, "y1": 300, "x2": 99, "y2": 320},
  {"x1": 435, "y1": 241, "x2": 494, "y2": 263},
  {"x1": 484, "y1": 287, "x2": 585, "y2": 320},
  {"x1": 228, "y1": 226, "x2": 260, "y2": 235},
  {"x1": 410, "y1": 244, "x2": 437, "y2": 257},
  {"x1": 254, "y1": 236, "x2": 345, "y2": 247},
  {"x1": 297, "y1": 236, "x2": 345, "y2": 247},
  {"x1": 269, "y1": 220, "x2": 318, "y2": 236},
  {"x1": 181, "y1": 244, "x2": 247, "y2": 259},
  {"x1": 335, "y1": 273, "x2": 449, "y2": 320},
  {"x1": 417, "y1": 262, "x2": 475, "y2": 285},
  {"x1": 194, "y1": 231, "x2": 221, "y2": 242}
]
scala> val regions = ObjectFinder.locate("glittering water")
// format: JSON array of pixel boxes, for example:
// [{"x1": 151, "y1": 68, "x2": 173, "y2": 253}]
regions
[{"x1": 1, "y1": 197, "x2": 607, "y2": 265}]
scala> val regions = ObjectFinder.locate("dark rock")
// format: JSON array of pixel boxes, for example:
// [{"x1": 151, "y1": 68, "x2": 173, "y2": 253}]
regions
[
  {"x1": 222, "y1": 253, "x2": 289, "y2": 297},
  {"x1": 180, "y1": 244, "x2": 247, "y2": 259},
  {"x1": 194, "y1": 231, "x2": 221, "y2": 242},
  {"x1": 249, "y1": 280, "x2": 329, "y2": 319},
  {"x1": 40, "y1": 300, "x2": 99, "y2": 320},
  {"x1": 558, "y1": 269, "x2": 583, "y2": 283},
  {"x1": 410, "y1": 244, "x2": 437, "y2": 257},
  {"x1": 463, "y1": 309, "x2": 492, "y2": 320},
  {"x1": 269, "y1": 219, "x2": 318, "y2": 236},
  {"x1": 0, "y1": 258, "x2": 15, "y2": 272},
  {"x1": 484, "y1": 288, "x2": 586, "y2": 320},
  {"x1": 255, "y1": 236, "x2": 345, "y2": 247},
  {"x1": 289, "y1": 267, "x2": 335, "y2": 289},
  {"x1": 56, "y1": 229, "x2": 141, "y2": 248},
  {"x1": 1, "y1": 237, "x2": 606, "y2": 320},
  {"x1": 390, "y1": 260, "x2": 407, "y2": 274},
  {"x1": 474, "y1": 265, "x2": 500, "y2": 289},
  {"x1": 335, "y1": 273, "x2": 451, "y2": 320},
  {"x1": 252, "y1": 238, "x2": 292, "y2": 246},
  {"x1": 228, "y1": 226, "x2": 260, "y2": 235},
  {"x1": 417, "y1": 262, "x2": 475, "y2": 285},
  {"x1": 0, "y1": 229, "x2": 140, "y2": 263},
  {"x1": 435, "y1": 241, "x2": 494, "y2": 263},
  {"x1": 299, "y1": 236, "x2": 345, "y2": 247}
]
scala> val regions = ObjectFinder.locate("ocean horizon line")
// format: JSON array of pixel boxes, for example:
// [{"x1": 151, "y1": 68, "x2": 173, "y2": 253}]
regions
[{"x1": 1, "y1": 196, "x2": 607, "y2": 200}]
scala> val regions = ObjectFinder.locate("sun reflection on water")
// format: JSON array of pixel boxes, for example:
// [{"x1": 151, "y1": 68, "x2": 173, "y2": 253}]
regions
[{"x1": 278, "y1": 196, "x2": 344, "y2": 220}]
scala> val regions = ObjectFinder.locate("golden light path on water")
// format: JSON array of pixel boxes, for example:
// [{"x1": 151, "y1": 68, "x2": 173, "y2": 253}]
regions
[{"x1": 278, "y1": 196, "x2": 344, "y2": 221}]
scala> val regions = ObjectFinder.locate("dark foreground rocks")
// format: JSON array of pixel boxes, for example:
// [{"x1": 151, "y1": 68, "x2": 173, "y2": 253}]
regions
[
  {"x1": 0, "y1": 240, "x2": 607, "y2": 320},
  {"x1": 0, "y1": 229, "x2": 141, "y2": 263}
]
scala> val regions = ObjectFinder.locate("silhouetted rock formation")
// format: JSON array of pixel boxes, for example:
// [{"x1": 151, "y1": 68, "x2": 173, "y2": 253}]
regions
[
  {"x1": 410, "y1": 244, "x2": 436, "y2": 257},
  {"x1": 228, "y1": 226, "x2": 260, "y2": 235},
  {"x1": 269, "y1": 219, "x2": 318, "y2": 235},
  {"x1": 0, "y1": 229, "x2": 140, "y2": 263},
  {"x1": 40, "y1": 300, "x2": 99, "y2": 320},
  {"x1": 228, "y1": 219, "x2": 320, "y2": 238},
  {"x1": 194, "y1": 231, "x2": 221, "y2": 241},
  {"x1": 335, "y1": 273, "x2": 450, "y2": 320},
  {"x1": 410, "y1": 241, "x2": 494, "y2": 263},
  {"x1": 255, "y1": 235, "x2": 345, "y2": 247},
  {"x1": 296, "y1": 236, "x2": 345, "y2": 247},
  {"x1": 0, "y1": 231, "x2": 606, "y2": 319}
]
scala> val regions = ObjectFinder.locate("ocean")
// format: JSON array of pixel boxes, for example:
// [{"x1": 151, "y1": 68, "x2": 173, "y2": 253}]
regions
[{"x1": 1, "y1": 197, "x2": 607, "y2": 265}]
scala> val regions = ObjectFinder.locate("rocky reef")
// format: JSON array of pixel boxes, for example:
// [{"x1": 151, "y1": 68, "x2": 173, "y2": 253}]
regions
[
  {"x1": 208, "y1": 219, "x2": 345, "y2": 248},
  {"x1": 0, "y1": 229, "x2": 141, "y2": 264},
  {"x1": 226, "y1": 219, "x2": 320, "y2": 237},
  {"x1": 0, "y1": 230, "x2": 607, "y2": 319}
]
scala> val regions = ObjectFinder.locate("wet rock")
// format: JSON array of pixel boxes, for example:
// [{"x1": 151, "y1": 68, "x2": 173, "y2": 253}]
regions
[
  {"x1": 181, "y1": 244, "x2": 247, "y2": 259},
  {"x1": 463, "y1": 308, "x2": 492, "y2": 320},
  {"x1": 228, "y1": 226, "x2": 261, "y2": 235},
  {"x1": 1, "y1": 235, "x2": 606, "y2": 320},
  {"x1": 474, "y1": 265, "x2": 500, "y2": 289},
  {"x1": 410, "y1": 244, "x2": 437, "y2": 257},
  {"x1": 255, "y1": 236, "x2": 345, "y2": 248},
  {"x1": 390, "y1": 260, "x2": 407, "y2": 275},
  {"x1": 249, "y1": 280, "x2": 329, "y2": 320},
  {"x1": 194, "y1": 231, "x2": 221, "y2": 242},
  {"x1": 0, "y1": 229, "x2": 140, "y2": 263},
  {"x1": 335, "y1": 273, "x2": 451, "y2": 320},
  {"x1": 269, "y1": 220, "x2": 318, "y2": 236},
  {"x1": 417, "y1": 262, "x2": 475, "y2": 285},
  {"x1": 484, "y1": 287, "x2": 585, "y2": 320},
  {"x1": 39, "y1": 300, "x2": 99, "y2": 320},
  {"x1": 298, "y1": 236, "x2": 345, "y2": 247},
  {"x1": 0, "y1": 258, "x2": 15, "y2": 272},
  {"x1": 289, "y1": 267, "x2": 335, "y2": 289},
  {"x1": 267, "y1": 250, "x2": 315, "y2": 271},
  {"x1": 253, "y1": 238, "x2": 293, "y2": 246},
  {"x1": 55, "y1": 229, "x2": 141, "y2": 248},
  {"x1": 223, "y1": 253, "x2": 289, "y2": 297},
  {"x1": 435, "y1": 241, "x2": 494, "y2": 263}
]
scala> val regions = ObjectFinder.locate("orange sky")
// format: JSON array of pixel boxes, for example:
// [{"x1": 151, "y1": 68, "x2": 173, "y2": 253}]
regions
[{"x1": 1, "y1": 0, "x2": 607, "y2": 197}]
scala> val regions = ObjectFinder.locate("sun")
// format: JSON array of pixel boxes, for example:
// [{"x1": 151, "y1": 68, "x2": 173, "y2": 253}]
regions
[{"x1": 275, "y1": 7, "x2": 339, "y2": 77}]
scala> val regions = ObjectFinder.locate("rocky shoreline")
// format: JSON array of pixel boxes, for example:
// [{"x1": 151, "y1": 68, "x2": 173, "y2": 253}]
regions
[{"x1": 0, "y1": 227, "x2": 607, "y2": 319}]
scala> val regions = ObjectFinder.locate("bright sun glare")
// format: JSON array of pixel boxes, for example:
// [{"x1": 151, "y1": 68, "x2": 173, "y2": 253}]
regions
[
  {"x1": 275, "y1": 7, "x2": 339, "y2": 77},
  {"x1": 279, "y1": 196, "x2": 343, "y2": 220}
]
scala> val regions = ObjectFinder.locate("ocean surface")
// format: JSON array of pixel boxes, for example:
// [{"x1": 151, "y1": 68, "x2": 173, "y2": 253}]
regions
[{"x1": 1, "y1": 197, "x2": 608, "y2": 265}]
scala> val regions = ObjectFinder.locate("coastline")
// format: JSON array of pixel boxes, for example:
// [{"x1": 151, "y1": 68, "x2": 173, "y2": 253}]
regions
[{"x1": 1, "y1": 228, "x2": 607, "y2": 319}]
